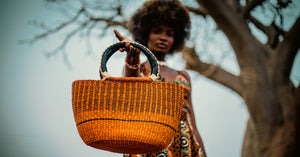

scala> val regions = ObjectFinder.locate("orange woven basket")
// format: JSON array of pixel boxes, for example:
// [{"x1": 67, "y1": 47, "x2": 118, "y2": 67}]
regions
[{"x1": 72, "y1": 42, "x2": 190, "y2": 154}]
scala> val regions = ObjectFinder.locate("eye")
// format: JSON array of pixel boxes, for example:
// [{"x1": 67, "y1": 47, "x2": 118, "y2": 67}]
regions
[
  {"x1": 167, "y1": 31, "x2": 174, "y2": 37},
  {"x1": 152, "y1": 28, "x2": 161, "y2": 34}
]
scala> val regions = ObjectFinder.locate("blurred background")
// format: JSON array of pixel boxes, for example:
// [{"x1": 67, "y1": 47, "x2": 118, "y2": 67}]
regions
[{"x1": 0, "y1": 0, "x2": 298, "y2": 157}]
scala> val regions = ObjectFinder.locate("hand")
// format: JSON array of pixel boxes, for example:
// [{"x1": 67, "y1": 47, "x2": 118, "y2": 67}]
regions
[{"x1": 114, "y1": 29, "x2": 140, "y2": 55}]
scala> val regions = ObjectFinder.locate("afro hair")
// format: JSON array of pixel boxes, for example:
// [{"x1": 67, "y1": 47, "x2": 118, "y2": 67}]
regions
[{"x1": 128, "y1": 0, "x2": 191, "y2": 54}]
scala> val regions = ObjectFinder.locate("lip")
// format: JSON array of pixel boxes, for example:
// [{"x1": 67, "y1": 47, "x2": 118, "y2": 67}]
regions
[{"x1": 157, "y1": 43, "x2": 167, "y2": 49}]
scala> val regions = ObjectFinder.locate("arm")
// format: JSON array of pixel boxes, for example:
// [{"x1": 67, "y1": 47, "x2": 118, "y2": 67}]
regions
[
  {"x1": 114, "y1": 30, "x2": 141, "y2": 77},
  {"x1": 180, "y1": 71, "x2": 207, "y2": 157}
]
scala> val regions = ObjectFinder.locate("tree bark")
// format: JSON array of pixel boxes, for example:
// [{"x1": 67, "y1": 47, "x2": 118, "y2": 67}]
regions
[{"x1": 193, "y1": 0, "x2": 299, "y2": 156}]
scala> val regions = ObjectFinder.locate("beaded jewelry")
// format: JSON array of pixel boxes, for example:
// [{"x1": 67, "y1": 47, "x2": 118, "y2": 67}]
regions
[{"x1": 125, "y1": 59, "x2": 140, "y2": 69}]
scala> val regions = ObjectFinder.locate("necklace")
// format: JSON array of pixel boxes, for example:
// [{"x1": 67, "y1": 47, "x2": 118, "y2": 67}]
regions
[{"x1": 157, "y1": 60, "x2": 167, "y2": 66}]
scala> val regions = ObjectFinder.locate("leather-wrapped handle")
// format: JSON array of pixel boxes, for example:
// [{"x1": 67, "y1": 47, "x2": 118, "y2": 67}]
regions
[{"x1": 99, "y1": 41, "x2": 159, "y2": 81}]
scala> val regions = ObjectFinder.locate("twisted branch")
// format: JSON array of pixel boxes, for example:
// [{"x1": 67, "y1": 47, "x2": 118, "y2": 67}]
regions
[
  {"x1": 19, "y1": 7, "x2": 85, "y2": 44},
  {"x1": 185, "y1": 6, "x2": 208, "y2": 17},
  {"x1": 181, "y1": 46, "x2": 242, "y2": 96},
  {"x1": 46, "y1": 21, "x2": 89, "y2": 58}
]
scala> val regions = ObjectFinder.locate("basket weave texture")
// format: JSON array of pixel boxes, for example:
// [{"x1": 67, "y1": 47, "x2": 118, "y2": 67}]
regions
[
  {"x1": 72, "y1": 77, "x2": 189, "y2": 154},
  {"x1": 72, "y1": 41, "x2": 190, "y2": 154}
]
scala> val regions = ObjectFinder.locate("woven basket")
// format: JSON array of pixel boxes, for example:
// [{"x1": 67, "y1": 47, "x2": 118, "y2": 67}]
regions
[{"x1": 72, "y1": 42, "x2": 190, "y2": 154}]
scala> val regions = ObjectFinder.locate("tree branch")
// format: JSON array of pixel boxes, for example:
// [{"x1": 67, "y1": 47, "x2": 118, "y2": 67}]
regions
[
  {"x1": 84, "y1": 21, "x2": 97, "y2": 54},
  {"x1": 248, "y1": 14, "x2": 268, "y2": 34},
  {"x1": 248, "y1": 14, "x2": 285, "y2": 48},
  {"x1": 45, "y1": 21, "x2": 88, "y2": 57},
  {"x1": 280, "y1": 16, "x2": 300, "y2": 53},
  {"x1": 90, "y1": 16, "x2": 128, "y2": 29},
  {"x1": 181, "y1": 46, "x2": 242, "y2": 96},
  {"x1": 242, "y1": 0, "x2": 266, "y2": 17},
  {"x1": 196, "y1": 0, "x2": 266, "y2": 68},
  {"x1": 275, "y1": 16, "x2": 300, "y2": 84},
  {"x1": 226, "y1": 0, "x2": 242, "y2": 12},
  {"x1": 20, "y1": 3, "x2": 128, "y2": 58},
  {"x1": 19, "y1": 7, "x2": 85, "y2": 44},
  {"x1": 185, "y1": 6, "x2": 208, "y2": 17}
]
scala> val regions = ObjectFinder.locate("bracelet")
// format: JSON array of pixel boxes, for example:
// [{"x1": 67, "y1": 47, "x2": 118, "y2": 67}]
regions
[{"x1": 125, "y1": 59, "x2": 140, "y2": 70}]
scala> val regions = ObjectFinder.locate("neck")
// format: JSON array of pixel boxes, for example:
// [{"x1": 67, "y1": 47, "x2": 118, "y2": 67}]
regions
[{"x1": 152, "y1": 51, "x2": 166, "y2": 61}]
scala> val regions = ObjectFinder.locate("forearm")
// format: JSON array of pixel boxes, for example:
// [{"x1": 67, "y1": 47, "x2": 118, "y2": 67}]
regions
[
  {"x1": 187, "y1": 90, "x2": 207, "y2": 156},
  {"x1": 189, "y1": 103, "x2": 207, "y2": 157}
]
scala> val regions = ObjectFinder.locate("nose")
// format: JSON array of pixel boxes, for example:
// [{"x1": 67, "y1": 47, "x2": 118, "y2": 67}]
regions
[{"x1": 159, "y1": 32, "x2": 168, "y2": 41}]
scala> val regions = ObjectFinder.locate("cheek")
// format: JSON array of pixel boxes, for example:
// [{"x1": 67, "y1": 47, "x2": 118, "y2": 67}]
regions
[
  {"x1": 147, "y1": 40, "x2": 155, "y2": 51},
  {"x1": 170, "y1": 38, "x2": 174, "y2": 45},
  {"x1": 147, "y1": 39, "x2": 152, "y2": 48},
  {"x1": 148, "y1": 34, "x2": 156, "y2": 42},
  {"x1": 168, "y1": 38, "x2": 174, "y2": 48},
  {"x1": 147, "y1": 35, "x2": 156, "y2": 47}
]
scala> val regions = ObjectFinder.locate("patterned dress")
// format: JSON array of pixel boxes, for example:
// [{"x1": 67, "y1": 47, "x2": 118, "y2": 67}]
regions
[{"x1": 124, "y1": 64, "x2": 205, "y2": 157}]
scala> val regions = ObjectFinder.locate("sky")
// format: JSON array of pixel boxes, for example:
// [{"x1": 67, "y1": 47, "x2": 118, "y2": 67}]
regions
[{"x1": 0, "y1": 0, "x2": 298, "y2": 157}]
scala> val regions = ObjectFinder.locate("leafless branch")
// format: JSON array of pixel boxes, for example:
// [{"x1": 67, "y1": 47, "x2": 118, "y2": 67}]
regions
[
  {"x1": 45, "y1": 21, "x2": 88, "y2": 57},
  {"x1": 226, "y1": 0, "x2": 242, "y2": 12},
  {"x1": 242, "y1": 0, "x2": 266, "y2": 17},
  {"x1": 248, "y1": 14, "x2": 285, "y2": 48},
  {"x1": 19, "y1": 7, "x2": 85, "y2": 44},
  {"x1": 20, "y1": 1, "x2": 128, "y2": 58},
  {"x1": 185, "y1": 6, "x2": 208, "y2": 17},
  {"x1": 282, "y1": 17, "x2": 300, "y2": 49},
  {"x1": 84, "y1": 21, "x2": 97, "y2": 54},
  {"x1": 181, "y1": 46, "x2": 242, "y2": 96},
  {"x1": 89, "y1": 16, "x2": 128, "y2": 29},
  {"x1": 249, "y1": 14, "x2": 269, "y2": 34},
  {"x1": 275, "y1": 17, "x2": 300, "y2": 84}
]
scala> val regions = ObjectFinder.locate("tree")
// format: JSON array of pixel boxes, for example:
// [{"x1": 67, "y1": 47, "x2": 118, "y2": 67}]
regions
[{"x1": 22, "y1": 0, "x2": 299, "y2": 156}]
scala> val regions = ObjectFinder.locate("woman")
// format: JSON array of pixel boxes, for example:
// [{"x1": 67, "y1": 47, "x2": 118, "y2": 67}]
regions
[{"x1": 114, "y1": 0, "x2": 207, "y2": 156}]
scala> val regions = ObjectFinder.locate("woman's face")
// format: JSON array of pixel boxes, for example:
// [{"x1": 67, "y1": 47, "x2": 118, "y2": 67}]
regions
[{"x1": 147, "y1": 25, "x2": 174, "y2": 54}]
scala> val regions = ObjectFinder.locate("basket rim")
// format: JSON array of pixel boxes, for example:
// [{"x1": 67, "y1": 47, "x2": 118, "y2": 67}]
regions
[{"x1": 72, "y1": 78, "x2": 191, "y2": 93}]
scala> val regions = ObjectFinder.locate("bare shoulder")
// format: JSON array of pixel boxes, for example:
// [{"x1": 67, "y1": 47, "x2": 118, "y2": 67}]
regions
[{"x1": 178, "y1": 70, "x2": 191, "y2": 82}]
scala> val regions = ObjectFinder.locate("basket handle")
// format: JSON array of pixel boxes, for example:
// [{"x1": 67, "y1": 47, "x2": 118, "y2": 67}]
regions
[{"x1": 99, "y1": 41, "x2": 159, "y2": 81}]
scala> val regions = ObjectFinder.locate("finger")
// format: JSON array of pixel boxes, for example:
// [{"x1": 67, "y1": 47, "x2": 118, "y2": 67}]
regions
[
  {"x1": 131, "y1": 47, "x2": 140, "y2": 54},
  {"x1": 124, "y1": 47, "x2": 130, "y2": 53},
  {"x1": 123, "y1": 43, "x2": 130, "y2": 52},
  {"x1": 135, "y1": 48, "x2": 141, "y2": 54},
  {"x1": 136, "y1": 48, "x2": 140, "y2": 53},
  {"x1": 129, "y1": 45, "x2": 133, "y2": 51},
  {"x1": 114, "y1": 29, "x2": 124, "y2": 41}
]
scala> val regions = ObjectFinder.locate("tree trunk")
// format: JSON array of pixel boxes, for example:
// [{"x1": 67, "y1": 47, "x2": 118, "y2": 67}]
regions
[
  {"x1": 242, "y1": 84, "x2": 299, "y2": 157},
  {"x1": 194, "y1": 0, "x2": 300, "y2": 156},
  {"x1": 182, "y1": 44, "x2": 299, "y2": 157}
]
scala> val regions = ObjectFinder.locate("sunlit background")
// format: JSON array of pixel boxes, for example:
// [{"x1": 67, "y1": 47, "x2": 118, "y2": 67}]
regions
[{"x1": 0, "y1": 0, "x2": 299, "y2": 157}]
